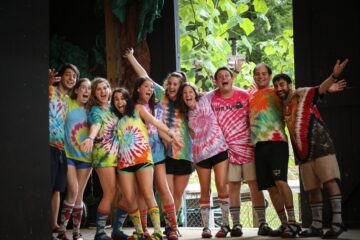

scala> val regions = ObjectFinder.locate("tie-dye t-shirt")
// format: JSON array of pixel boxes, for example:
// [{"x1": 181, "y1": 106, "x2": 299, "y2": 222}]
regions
[
  {"x1": 143, "y1": 103, "x2": 166, "y2": 163},
  {"x1": 49, "y1": 85, "x2": 67, "y2": 149},
  {"x1": 116, "y1": 111, "x2": 153, "y2": 169},
  {"x1": 249, "y1": 88, "x2": 287, "y2": 145},
  {"x1": 88, "y1": 105, "x2": 119, "y2": 168},
  {"x1": 154, "y1": 82, "x2": 192, "y2": 161},
  {"x1": 64, "y1": 98, "x2": 92, "y2": 163},
  {"x1": 208, "y1": 88, "x2": 254, "y2": 165},
  {"x1": 188, "y1": 95, "x2": 228, "y2": 163},
  {"x1": 283, "y1": 87, "x2": 335, "y2": 164}
]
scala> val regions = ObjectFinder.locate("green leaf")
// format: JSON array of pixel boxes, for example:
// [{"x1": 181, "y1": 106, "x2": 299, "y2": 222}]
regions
[
  {"x1": 253, "y1": 0, "x2": 268, "y2": 14},
  {"x1": 236, "y1": 3, "x2": 249, "y2": 14},
  {"x1": 264, "y1": 45, "x2": 276, "y2": 55},
  {"x1": 239, "y1": 18, "x2": 255, "y2": 35}
]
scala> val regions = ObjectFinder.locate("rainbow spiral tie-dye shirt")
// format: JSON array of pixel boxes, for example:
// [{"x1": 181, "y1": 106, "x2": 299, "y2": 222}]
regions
[
  {"x1": 49, "y1": 85, "x2": 67, "y2": 150},
  {"x1": 154, "y1": 82, "x2": 192, "y2": 161},
  {"x1": 89, "y1": 105, "x2": 119, "y2": 168},
  {"x1": 116, "y1": 111, "x2": 153, "y2": 170},
  {"x1": 64, "y1": 98, "x2": 92, "y2": 163}
]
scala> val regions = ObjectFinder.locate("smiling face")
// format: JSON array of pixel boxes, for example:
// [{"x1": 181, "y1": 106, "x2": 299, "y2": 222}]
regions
[
  {"x1": 215, "y1": 69, "x2": 233, "y2": 96},
  {"x1": 274, "y1": 79, "x2": 292, "y2": 100},
  {"x1": 95, "y1": 81, "x2": 111, "y2": 106},
  {"x1": 75, "y1": 80, "x2": 91, "y2": 106},
  {"x1": 113, "y1": 91, "x2": 127, "y2": 114},
  {"x1": 253, "y1": 64, "x2": 271, "y2": 89},
  {"x1": 137, "y1": 79, "x2": 154, "y2": 103},
  {"x1": 166, "y1": 76, "x2": 181, "y2": 100},
  {"x1": 182, "y1": 85, "x2": 197, "y2": 109},
  {"x1": 60, "y1": 68, "x2": 77, "y2": 91}
]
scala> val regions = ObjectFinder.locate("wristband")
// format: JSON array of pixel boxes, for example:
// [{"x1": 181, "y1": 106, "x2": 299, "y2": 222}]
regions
[
  {"x1": 87, "y1": 136, "x2": 94, "y2": 141},
  {"x1": 331, "y1": 74, "x2": 339, "y2": 80}
]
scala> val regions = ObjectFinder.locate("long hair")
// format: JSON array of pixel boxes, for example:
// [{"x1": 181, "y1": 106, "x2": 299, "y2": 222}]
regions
[
  {"x1": 179, "y1": 82, "x2": 200, "y2": 120},
  {"x1": 70, "y1": 78, "x2": 91, "y2": 100},
  {"x1": 132, "y1": 77, "x2": 155, "y2": 115},
  {"x1": 88, "y1": 77, "x2": 111, "y2": 109},
  {"x1": 163, "y1": 71, "x2": 187, "y2": 109},
  {"x1": 111, "y1": 87, "x2": 135, "y2": 118}
]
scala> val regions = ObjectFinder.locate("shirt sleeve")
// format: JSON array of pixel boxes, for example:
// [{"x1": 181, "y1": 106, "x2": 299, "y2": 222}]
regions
[
  {"x1": 89, "y1": 106, "x2": 102, "y2": 125},
  {"x1": 154, "y1": 81, "x2": 165, "y2": 102}
]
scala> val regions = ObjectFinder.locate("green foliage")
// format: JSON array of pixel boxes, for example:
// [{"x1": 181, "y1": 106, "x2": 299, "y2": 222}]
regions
[{"x1": 179, "y1": 0, "x2": 294, "y2": 89}]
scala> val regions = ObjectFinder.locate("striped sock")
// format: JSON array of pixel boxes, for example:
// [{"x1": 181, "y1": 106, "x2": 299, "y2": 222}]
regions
[
  {"x1": 286, "y1": 205, "x2": 296, "y2": 224},
  {"x1": 112, "y1": 204, "x2": 128, "y2": 234},
  {"x1": 218, "y1": 195, "x2": 230, "y2": 226},
  {"x1": 276, "y1": 208, "x2": 288, "y2": 226},
  {"x1": 129, "y1": 209, "x2": 144, "y2": 235},
  {"x1": 59, "y1": 200, "x2": 75, "y2": 232},
  {"x1": 95, "y1": 209, "x2": 109, "y2": 235},
  {"x1": 200, "y1": 200, "x2": 211, "y2": 228},
  {"x1": 148, "y1": 206, "x2": 161, "y2": 235},
  {"x1": 72, "y1": 203, "x2": 83, "y2": 234},
  {"x1": 230, "y1": 206, "x2": 241, "y2": 226},
  {"x1": 254, "y1": 205, "x2": 266, "y2": 225},
  {"x1": 163, "y1": 204, "x2": 178, "y2": 230},
  {"x1": 330, "y1": 194, "x2": 342, "y2": 231},
  {"x1": 310, "y1": 201, "x2": 323, "y2": 229}
]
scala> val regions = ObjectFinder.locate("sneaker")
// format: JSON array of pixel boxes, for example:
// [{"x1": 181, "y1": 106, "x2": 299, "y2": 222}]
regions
[
  {"x1": 73, "y1": 232, "x2": 84, "y2": 240},
  {"x1": 57, "y1": 231, "x2": 70, "y2": 240},
  {"x1": 230, "y1": 224, "x2": 243, "y2": 237},
  {"x1": 322, "y1": 223, "x2": 347, "y2": 239},
  {"x1": 215, "y1": 225, "x2": 230, "y2": 238},
  {"x1": 112, "y1": 230, "x2": 129, "y2": 240},
  {"x1": 281, "y1": 223, "x2": 301, "y2": 238},
  {"x1": 268, "y1": 225, "x2": 286, "y2": 237},
  {"x1": 149, "y1": 232, "x2": 163, "y2": 240},
  {"x1": 258, "y1": 222, "x2": 272, "y2": 236},
  {"x1": 127, "y1": 233, "x2": 145, "y2": 240},
  {"x1": 299, "y1": 226, "x2": 324, "y2": 238},
  {"x1": 201, "y1": 227, "x2": 212, "y2": 238},
  {"x1": 143, "y1": 229, "x2": 151, "y2": 238},
  {"x1": 94, "y1": 232, "x2": 112, "y2": 240}
]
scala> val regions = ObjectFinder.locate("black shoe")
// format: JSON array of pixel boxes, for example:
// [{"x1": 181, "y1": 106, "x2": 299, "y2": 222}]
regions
[
  {"x1": 268, "y1": 225, "x2": 286, "y2": 237},
  {"x1": 299, "y1": 226, "x2": 324, "y2": 238},
  {"x1": 258, "y1": 222, "x2": 272, "y2": 236},
  {"x1": 230, "y1": 224, "x2": 243, "y2": 237},
  {"x1": 281, "y1": 223, "x2": 302, "y2": 238},
  {"x1": 322, "y1": 223, "x2": 347, "y2": 239}
]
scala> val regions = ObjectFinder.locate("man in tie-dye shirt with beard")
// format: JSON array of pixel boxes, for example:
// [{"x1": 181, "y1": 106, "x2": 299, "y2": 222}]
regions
[
  {"x1": 206, "y1": 66, "x2": 269, "y2": 238},
  {"x1": 48, "y1": 63, "x2": 79, "y2": 236}
]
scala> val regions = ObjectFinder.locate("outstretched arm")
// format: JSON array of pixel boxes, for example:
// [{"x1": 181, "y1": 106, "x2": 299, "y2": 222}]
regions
[
  {"x1": 123, "y1": 48, "x2": 149, "y2": 78},
  {"x1": 319, "y1": 58, "x2": 349, "y2": 95}
]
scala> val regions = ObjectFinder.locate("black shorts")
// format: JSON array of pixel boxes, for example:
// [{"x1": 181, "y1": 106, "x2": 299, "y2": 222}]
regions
[
  {"x1": 196, "y1": 150, "x2": 228, "y2": 169},
  {"x1": 165, "y1": 157, "x2": 194, "y2": 175},
  {"x1": 255, "y1": 141, "x2": 289, "y2": 190},
  {"x1": 118, "y1": 162, "x2": 153, "y2": 174},
  {"x1": 50, "y1": 146, "x2": 67, "y2": 192}
]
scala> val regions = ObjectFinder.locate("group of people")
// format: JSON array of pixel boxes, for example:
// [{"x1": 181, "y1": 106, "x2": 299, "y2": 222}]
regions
[{"x1": 49, "y1": 47, "x2": 349, "y2": 240}]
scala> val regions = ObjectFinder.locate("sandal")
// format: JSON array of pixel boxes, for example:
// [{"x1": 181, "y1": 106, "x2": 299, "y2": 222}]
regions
[
  {"x1": 201, "y1": 227, "x2": 212, "y2": 238},
  {"x1": 322, "y1": 223, "x2": 347, "y2": 239},
  {"x1": 215, "y1": 225, "x2": 230, "y2": 238},
  {"x1": 299, "y1": 226, "x2": 323, "y2": 237}
]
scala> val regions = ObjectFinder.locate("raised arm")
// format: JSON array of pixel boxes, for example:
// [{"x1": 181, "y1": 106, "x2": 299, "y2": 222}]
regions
[
  {"x1": 123, "y1": 48, "x2": 149, "y2": 78},
  {"x1": 319, "y1": 58, "x2": 349, "y2": 95},
  {"x1": 49, "y1": 68, "x2": 61, "y2": 86},
  {"x1": 80, "y1": 123, "x2": 101, "y2": 153}
]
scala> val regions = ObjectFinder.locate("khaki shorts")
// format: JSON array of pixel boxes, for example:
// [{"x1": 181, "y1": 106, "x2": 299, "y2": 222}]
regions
[
  {"x1": 228, "y1": 161, "x2": 256, "y2": 182},
  {"x1": 300, "y1": 154, "x2": 340, "y2": 191}
]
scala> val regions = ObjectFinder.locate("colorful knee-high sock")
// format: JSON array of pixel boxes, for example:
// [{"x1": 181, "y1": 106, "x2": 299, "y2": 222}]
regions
[
  {"x1": 140, "y1": 209, "x2": 148, "y2": 231},
  {"x1": 148, "y1": 206, "x2": 162, "y2": 235},
  {"x1": 254, "y1": 205, "x2": 266, "y2": 225},
  {"x1": 112, "y1": 204, "x2": 128, "y2": 234},
  {"x1": 330, "y1": 194, "x2": 342, "y2": 231},
  {"x1": 310, "y1": 201, "x2": 323, "y2": 229},
  {"x1": 200, "y1": 200, "x2": 211, "y2": 228},
  {"x1": 218, "y1": 195, "x2": 230, "y2": 226},
  {"x1": 163, "y1": 204, "x2": 178, "y2": 230},
  {"x1": 129, "y1": 209, "x2": 144, "y2": 235},
  {"x1": 72, "y1": 203, "x2": 83, "y2": 234},
  {"x1": 59, "y1": 200, "x2": 75, "y2": 232},
  {"x1": 95, "y1": 209, "x2": 110, "y2": 235},
  {"x1": 230, "y1": 206, "x2": 241, "y2": 226}
]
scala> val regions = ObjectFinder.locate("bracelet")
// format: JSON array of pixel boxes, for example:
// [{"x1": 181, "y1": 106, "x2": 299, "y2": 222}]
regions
[
  {"x1": 87, "y1": 136, "x2": 94, "y2": 141},
  {"x1": 331, "y1": 74, "x2": 339, "y2": 80}
]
